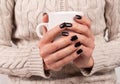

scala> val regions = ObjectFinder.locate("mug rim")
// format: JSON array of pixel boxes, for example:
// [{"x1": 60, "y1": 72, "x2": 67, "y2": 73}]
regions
[{"x1": 46, "y1": 11, "x2": 84, "y2": 16}]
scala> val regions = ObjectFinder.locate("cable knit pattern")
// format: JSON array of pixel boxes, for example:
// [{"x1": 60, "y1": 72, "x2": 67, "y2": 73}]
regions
[
  {"x1": 0, "y1": 0, "x2": 119, "y2": 84},
  {"x1": 0, "y1": 0, "x2": 49, "y2": 78}
]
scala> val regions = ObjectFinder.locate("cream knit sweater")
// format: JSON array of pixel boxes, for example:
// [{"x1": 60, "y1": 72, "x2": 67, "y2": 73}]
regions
[{"x1": 0, "y1": 0, "x2": 120, "y2": 84}]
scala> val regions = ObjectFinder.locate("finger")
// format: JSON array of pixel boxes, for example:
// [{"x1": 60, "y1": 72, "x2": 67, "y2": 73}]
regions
[
  {"x1": 44, "y1": 43, "x2": 80, "y2": 65},
  {"x1": 48, "y1": 47, "x2": 83, "y2": 70},
  {"x1": 79, "y1": 45, "x2": 93, "y2": 59},
  {"x1": 40, "y1": 34, "x2": 79, "y2": 57},
  {"x1": 42, "y1": 13, "x2": 49, "y2": 23},
  {"x1": 40, "y1": 13, "x2": 48, "y2": 36},
  {"x1": 68, "y1": 31, "x2": 94, "y2": 48},
  {"x1": 74, "y1": 15, "x2": 91, "y2": 28},
  {"x1": 67, "y1": 22, "x2": 93, "y2": 38},
  {"x1": 40, "y1": 23, "x2": 72, "y2": 44}
]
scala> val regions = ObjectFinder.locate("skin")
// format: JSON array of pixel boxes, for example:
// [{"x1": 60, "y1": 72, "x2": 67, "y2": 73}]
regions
[{"x1": 39, "y1": 14, "x2": 95, "y2": 71}]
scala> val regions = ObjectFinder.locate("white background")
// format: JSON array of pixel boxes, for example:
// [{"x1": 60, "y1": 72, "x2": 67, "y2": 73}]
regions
[{"x1": 0, "y1": 68, "x2": 120, "y2": 84}]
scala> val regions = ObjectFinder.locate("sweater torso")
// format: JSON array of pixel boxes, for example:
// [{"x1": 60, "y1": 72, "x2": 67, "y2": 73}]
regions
[
  {"x1": 13, "y1": 0, "x2": 106, "y2": 45},
  {"x1": 0, "y1": 0, "x2": 119, "y2": 84}
]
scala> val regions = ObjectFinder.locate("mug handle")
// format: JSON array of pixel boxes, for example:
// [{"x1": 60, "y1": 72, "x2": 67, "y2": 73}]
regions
[{"x1": 36, "y1": 23, "x2": 48, "y2": 38}]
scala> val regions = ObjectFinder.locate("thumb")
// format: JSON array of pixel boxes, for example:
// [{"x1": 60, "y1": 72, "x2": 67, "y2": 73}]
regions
[
  {"x1": 42, "y1": 13, "x2": 49, "y2": 35},
  {"x1": 42, "y1": 13, "x2": 49, "y2": 23},
  {"x1": 41, "y1": 26, "x2": 47, "y2": 35}
]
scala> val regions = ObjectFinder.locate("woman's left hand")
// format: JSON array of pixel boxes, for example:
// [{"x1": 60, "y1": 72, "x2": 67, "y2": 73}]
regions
[{"x1": 67, "y1": 15, "x2": 95, "y2": 69}]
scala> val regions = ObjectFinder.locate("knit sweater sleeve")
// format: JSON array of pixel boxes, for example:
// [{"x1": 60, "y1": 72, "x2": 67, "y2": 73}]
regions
[
  {"x1": 0, "y1": 0, "x2": 50, "y2": 78},
  {"x1": 80, "y1": 0, "x2": 120, "y2": 76}
]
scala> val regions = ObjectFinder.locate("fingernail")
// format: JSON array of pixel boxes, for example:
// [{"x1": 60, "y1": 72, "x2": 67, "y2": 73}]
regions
[
  {"x1": 43, "y1": 12, "x2": 47, "y2": 16},
  {"x1": 65, "y1": 23, "x2": 72, "y2": 27},
  {"x1": 59, "y1": 23, "x2": 66, "y2": 28},
  {"x1": 62, "y1": 32, "x2": 69, "y2": 36},
  {"x1": 75, "y1": 15, "x2": 82, "y2": 19},
  {"x1": 75, "y1": 42, "x2": 81, "y2": 47},
  {"x1": 71, "y1": 35, "x2": 78, "y2": 41},
  {"x1": 76, "y1": 49, "x2": 83, "y2": 54}
]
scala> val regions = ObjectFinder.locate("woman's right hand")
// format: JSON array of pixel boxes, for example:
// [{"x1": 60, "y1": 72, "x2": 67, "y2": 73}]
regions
[
  {"x1": 39, "y1": 14, "x2": 79, "y2": 71},
  {"x1": 39, "y1": 22, "x2": 81, "y2": 71}
]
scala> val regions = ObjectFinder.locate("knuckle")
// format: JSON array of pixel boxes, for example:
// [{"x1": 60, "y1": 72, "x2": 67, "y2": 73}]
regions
[
  {"x1": 39, "y1": 45, "x2": 48, "y2": 57},
  {"x1": 92, "y1": 42, "x2": 95, "y2": 49},
  {"x1": 39, "y1": 40, "x2": 46, "y2": 48},
  {"x1": 89, "y1": 39, "x2": 95, "y2": 49},
  {"x1": 40, "y1": 50, "x2": 45, "y2": 57},
  {"x1": 87, "y1": 38, "x2": 94, "y2": 49},
  {"x1": 38, "y1": 42, "x2": 43, "y2": 48},
  {"x1": 88, "y1": 20, "x2": 91, "y2": 26},
  {"x1": 44, "y1": 58, "x2": 50, "y2": 65},
  {"x1": 39, "y1": 39, "x2": 45, "y2": 45},
  {"x1": 89, "y1": 49, "x2": 93, "y2": 57}
]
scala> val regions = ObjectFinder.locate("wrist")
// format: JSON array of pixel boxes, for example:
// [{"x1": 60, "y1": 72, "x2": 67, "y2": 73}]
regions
[{"x1": 85, "y1": 57, "x2": 94, "y2": 69}]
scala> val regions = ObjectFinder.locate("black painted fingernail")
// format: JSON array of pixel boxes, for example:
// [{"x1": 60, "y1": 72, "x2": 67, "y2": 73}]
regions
[
  {"x1": 43, "y1": 12, "x2": 47, "y2": 16},
  {"x1": 71, "y1": 35, "x2": 78, "y2": 41},
  {"x1": 62, "y1": 32, "x2": 69, "y2": 36},
  {"x1": 75, "y1": 15, "x2": 82, "y2": 19},
  {"x1": 76, "y1": 49, "x2": 83, "y2": 54},
  {"x1": 65, "y1": 23, "x2": 72, "y2": 27},
  {"x1": 75, "y1": 42, "x2": 81, "y2": 47},
  {"x1": 59, "y1": 23, "x2": 66, "y2": 28}
]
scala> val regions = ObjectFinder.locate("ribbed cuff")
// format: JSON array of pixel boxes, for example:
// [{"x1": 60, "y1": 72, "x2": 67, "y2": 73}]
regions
[
  {"x1": 80, "y1": 51, "x2": 108, "y2": 76},
  {"x1": 80, "y1": 34, "x2": 108, "y2": 76},
  {"x1": 26, "y1": 47, "x2": 50, "y2": 78}
]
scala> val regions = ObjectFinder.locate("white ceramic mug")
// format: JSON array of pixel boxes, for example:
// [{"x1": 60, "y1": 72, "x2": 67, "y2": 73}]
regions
[{"x1": 36, "y1": 11, "x2": 84, "y2": 38}]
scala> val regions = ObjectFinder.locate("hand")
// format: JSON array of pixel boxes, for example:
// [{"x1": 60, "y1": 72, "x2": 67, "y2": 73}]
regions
[
  {"x1": 39, "y1": 14, "x2": 83, "y2": 71},
  {"x1": 66, "y1": 15, "x2": 95, "y2": 69}
]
